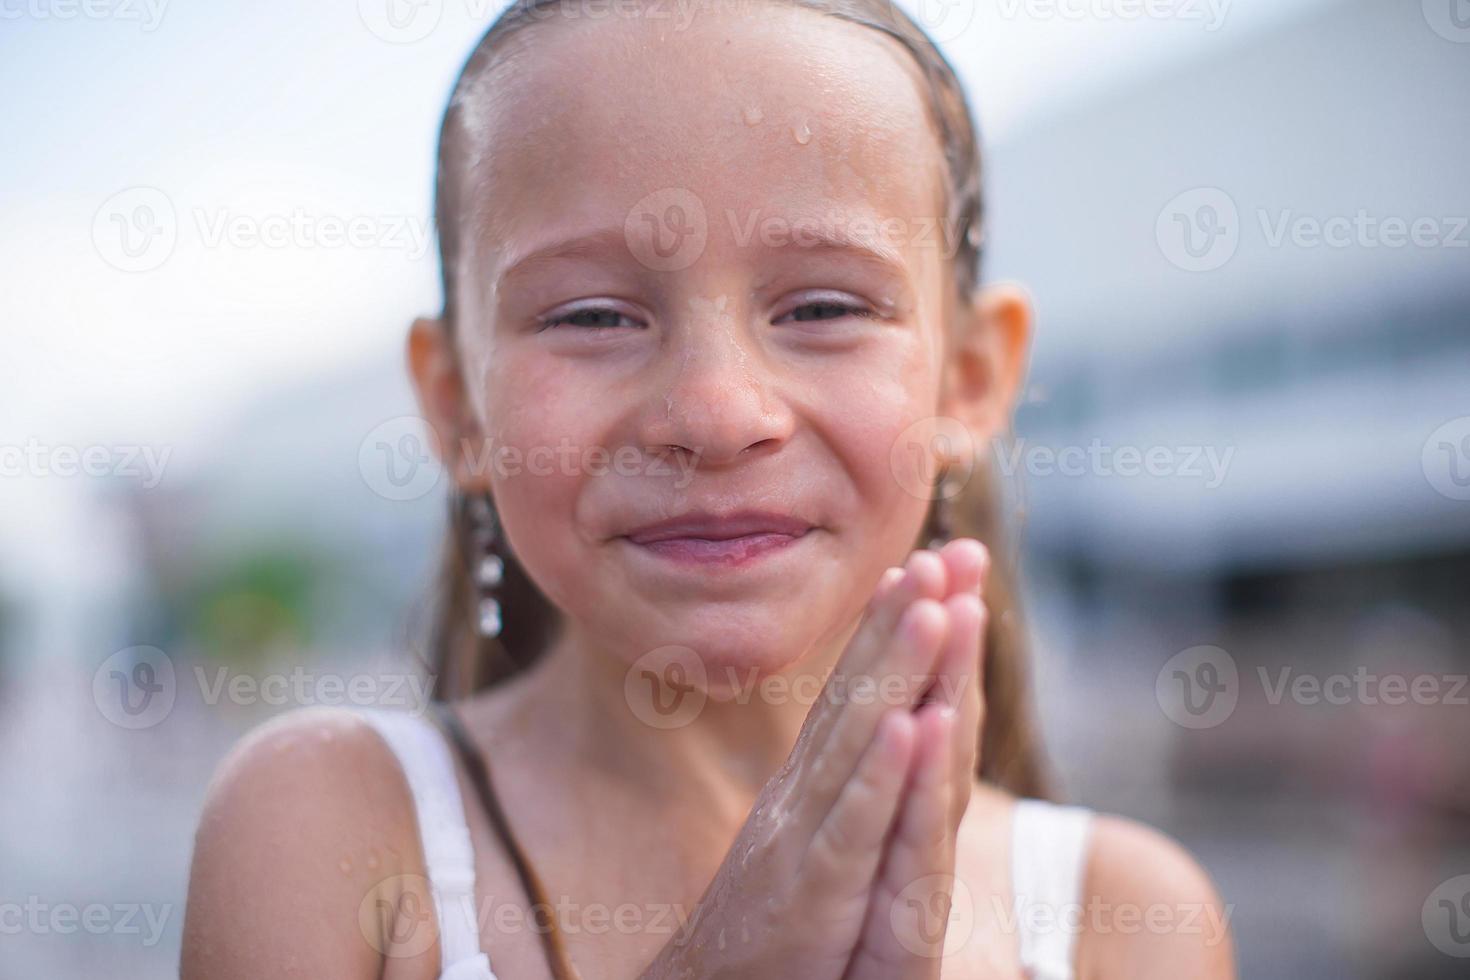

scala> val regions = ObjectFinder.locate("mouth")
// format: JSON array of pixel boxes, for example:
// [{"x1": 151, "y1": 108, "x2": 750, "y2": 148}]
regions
[{"x1": 619, "y1": 511, "x2": 816, "y2": 568}]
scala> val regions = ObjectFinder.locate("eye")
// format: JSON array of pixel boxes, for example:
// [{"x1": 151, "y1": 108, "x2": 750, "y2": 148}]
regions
[
  {"x1": 538, "y1": 305, "x2": 642, "y2": 331},
  {"x1": 775, "y1": 297, "x2": 877, "y2": 325}
]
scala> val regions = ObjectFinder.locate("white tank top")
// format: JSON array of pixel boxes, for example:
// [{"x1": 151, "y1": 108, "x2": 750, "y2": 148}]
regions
[{"x1": 361, "y1": 709, "x2": 1094, "y2": 980}]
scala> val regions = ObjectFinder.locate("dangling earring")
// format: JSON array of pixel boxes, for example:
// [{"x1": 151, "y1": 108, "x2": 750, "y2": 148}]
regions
[
  {"x1": 463, "y1": 490, "x2": 506, "y2": 638},
  {"x1": 925, "y1": 458, "x2": 961, "y2": 550}
]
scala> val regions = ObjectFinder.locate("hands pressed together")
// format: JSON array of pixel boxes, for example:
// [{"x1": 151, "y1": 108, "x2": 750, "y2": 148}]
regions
[{"x1": 643, "y1": 538, "x2": 991, "y2": 980}]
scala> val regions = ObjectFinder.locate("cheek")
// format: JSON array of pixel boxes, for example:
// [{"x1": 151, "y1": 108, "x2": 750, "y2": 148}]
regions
[
  {"x1": 816, "y1": 333, "x2": 945, "y2": 547},
  {"x1": 476, "y1": 355, "x2": 598, "y2": 610}
]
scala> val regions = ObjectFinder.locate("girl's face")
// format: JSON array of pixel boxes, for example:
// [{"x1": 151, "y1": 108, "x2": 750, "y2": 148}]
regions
[{"x1": 413, "y1": 5, "x2": 1022, "y2": 682}]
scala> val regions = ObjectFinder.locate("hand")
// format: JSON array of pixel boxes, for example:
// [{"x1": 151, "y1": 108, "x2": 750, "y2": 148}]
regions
[
  {"x1": 847, "y1": 539, "x2": 988, "y2": 980},
  {"x1": 639, "y1": 539, "x2": 989, "y2": 980}
]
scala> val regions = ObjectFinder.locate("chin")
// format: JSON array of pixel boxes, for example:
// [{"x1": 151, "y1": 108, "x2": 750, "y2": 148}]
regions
[{"x1": 613, "y1": 609, "x2": 824, "y2": 699}]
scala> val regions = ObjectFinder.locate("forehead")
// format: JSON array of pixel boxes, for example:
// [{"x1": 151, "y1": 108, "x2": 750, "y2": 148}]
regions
[{"x1": 452, "y1": 3, "x2": 947, "y2": 268}]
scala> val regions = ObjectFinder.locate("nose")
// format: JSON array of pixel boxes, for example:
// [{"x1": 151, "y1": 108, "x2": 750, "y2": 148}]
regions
[{"x1": 638, "y1": 302, "x2": 794, "y2": 468}]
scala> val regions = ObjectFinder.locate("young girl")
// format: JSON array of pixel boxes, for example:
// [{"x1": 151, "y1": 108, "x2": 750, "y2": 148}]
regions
[{"x1": 182, "y1": 1, "x2": 1234, "y2": 977}]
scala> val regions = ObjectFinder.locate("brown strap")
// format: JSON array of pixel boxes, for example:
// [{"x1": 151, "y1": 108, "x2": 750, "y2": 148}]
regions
[{"x1": 434, "y1": 701, "x2": 580, "y2": 980}]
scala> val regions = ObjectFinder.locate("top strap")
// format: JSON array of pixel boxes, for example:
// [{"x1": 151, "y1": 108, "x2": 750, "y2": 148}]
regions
[
  {"x1": 358, "y1": 707, "x2": 496, "y2": 980},
  {"x1": 1010, "y1": 798, "x2": 1095, "y2": 980}
]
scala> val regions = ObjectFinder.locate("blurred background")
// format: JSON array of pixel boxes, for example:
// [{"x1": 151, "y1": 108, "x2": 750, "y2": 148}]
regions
[{"x1": 2, "y1": 0, "x2": 1467, "y2": 976}]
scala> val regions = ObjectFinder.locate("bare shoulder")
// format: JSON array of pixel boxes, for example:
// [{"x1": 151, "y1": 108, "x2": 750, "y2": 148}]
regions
[
  {"x1": 180, "y1": 706, "x2": 434, "y2": 980},
  {"x1": 1076, "y1": 812, "x2": 1237, "y2": 980}
]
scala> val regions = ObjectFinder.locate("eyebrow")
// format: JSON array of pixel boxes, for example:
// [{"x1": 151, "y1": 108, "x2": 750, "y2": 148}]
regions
[
  {"x1": 765, "y1": 221, "x2": 909, "y2": 274},
  {"x1": 494, "y1": 216, "x2": 913, "y2": 288},
  {"x1": 496, "y1": 227, "x2": 632, "y2": 288}
]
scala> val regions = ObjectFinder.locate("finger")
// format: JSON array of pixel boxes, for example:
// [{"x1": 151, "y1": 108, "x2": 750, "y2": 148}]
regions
[
  {"x1": 927, "y1": 592, "x2": 985, "y2": 829},
  {"x1": 798, "y1": 709, "x2": 915, "y2": 911},
  {"x1": 847, "y1": 704, "x2": 958, "y2": 980},
  {"x1": 786, "y1": 598, "x2": 950, "y2": 837},
  {"x1": 790, "y1": 550, "x2": 948, "y2": 775},
  {"x1": 936, "y1": 538, "x2": 988, "y2": 601},
  {"x1": 871, "y1": 565, "x2": 906, "y2": 604},
  {"x1": 845, "y1": 551, "x2": 949, "y2": 675}
]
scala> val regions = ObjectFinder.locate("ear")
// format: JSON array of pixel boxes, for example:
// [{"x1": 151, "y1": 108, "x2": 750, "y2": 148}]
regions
[
  {"x1": 939, "y1": 281, "x2": 1034, "y2": 443},
  {"x1": 406, "y1": 316, "x2": 489, "y2": 493}
]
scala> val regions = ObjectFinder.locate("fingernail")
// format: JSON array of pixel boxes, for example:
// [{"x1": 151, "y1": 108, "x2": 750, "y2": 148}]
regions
[{"x1": 875, "y1": 566, "x2": 904, "y2": 599}]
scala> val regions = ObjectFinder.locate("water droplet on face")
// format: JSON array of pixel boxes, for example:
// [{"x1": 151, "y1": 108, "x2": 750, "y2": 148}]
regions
[
  {"x1": 793, "y1": 119, "x2": 812, "y2": 145},
  {"x1": 339, "y1": 858, "x2": 353, "y2": 875},
  {"x1": 366, "y1": 850, "x2": 380, "y2": 871},
  {"x1": 742, "y1": 106, "x2": 764, "y2": 126}
]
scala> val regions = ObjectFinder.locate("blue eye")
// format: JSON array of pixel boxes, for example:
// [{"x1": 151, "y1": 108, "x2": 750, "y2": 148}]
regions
[{"x1": 540, "y1": 307, "x2": 640, "y2": 330}]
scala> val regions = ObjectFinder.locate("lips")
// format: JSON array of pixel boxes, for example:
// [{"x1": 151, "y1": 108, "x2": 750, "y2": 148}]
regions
[
  {"x1": 623, "y1": 511, "x2": 814, "y2": 545},
  {"x1": 620, "y1": 510, "x2": 816, "y2": 568}
]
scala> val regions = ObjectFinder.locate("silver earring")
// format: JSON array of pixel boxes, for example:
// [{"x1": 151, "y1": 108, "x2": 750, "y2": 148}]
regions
[
  {"x1": 464, "y1": 491, "x2": 506, "y2": 638},
  {"x1": 925, "y1": 460, "x2": 960, "y2": 550}
]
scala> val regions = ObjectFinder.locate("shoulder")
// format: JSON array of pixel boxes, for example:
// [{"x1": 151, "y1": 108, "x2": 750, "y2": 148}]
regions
[
  {"x1": 1075, "y1": 812, "x2": 1236, "y2": 980},
  {"x1": 181, "y1": 706, "x2": 436, "y2": 980}
]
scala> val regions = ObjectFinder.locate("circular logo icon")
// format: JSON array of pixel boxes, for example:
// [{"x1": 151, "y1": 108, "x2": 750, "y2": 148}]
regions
[
  {"x1": 93, "y1": 646, "x2": 176, "y2": 729},
  {"x1": 1156, "y1": 645, "x2": 1238, "y2": 730},
  {"x1": 1423, "y1": 0, "x2": 1470, "y2": 43},
  {"x1": 359, "y1": 874, "x2": 439, "y2": 958},
  {"x1": 1156, "y1": 187, "x2": 1239, "y2": 272},
  {"x1": 624, "y1": 645, "x2": 708, "y2": 730},
  {"x1": 359, "y1": 416, "x2": 444, "y2": 502},
  {"x1": 890, "y1": 873, "x2": 975, "y2": 959},
  {"x1": 1422, "y1": 416, "x2": 1470, "y2": 501},
  {"x1": 93, "y1": 187, "x2": 178, "y2": 273},
  {"x1": 1423, "y1": 874, "x2": 1470, "y2": 958},
  {"x1": 889, "y1": 416, "x2": 975, "y2": 502},
  {"x1": 901, "y1": 0, "x2": 977, "y2": 43},
  {"x1": 624, "y1": 188, "x2": 708, "y2": 272},
  {"x1": 358, "y1": 0, "x2": 444, "y2": 43}
]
